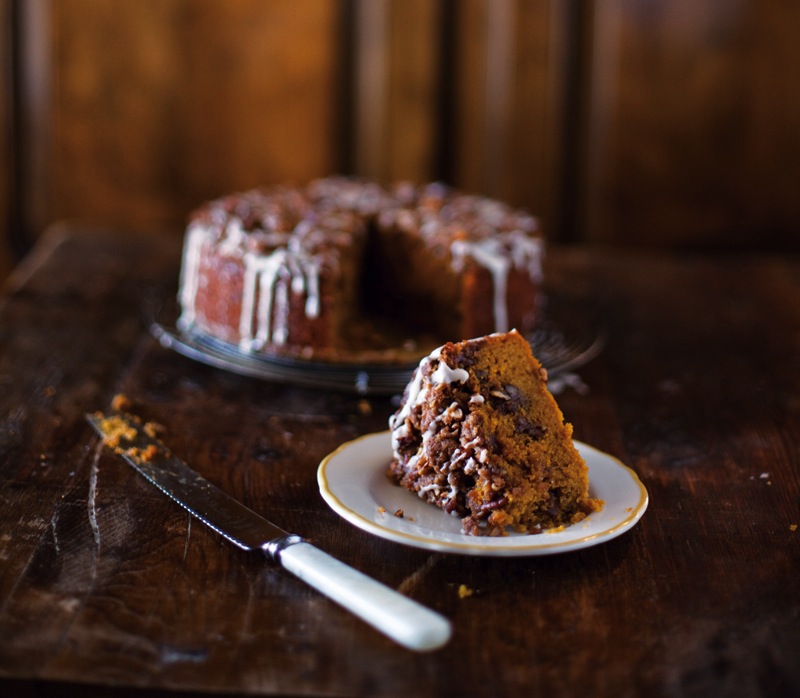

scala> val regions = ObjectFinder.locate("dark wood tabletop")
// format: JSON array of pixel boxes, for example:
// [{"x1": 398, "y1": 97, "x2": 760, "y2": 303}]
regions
[{"x1": 1, "y1": 226, "x2": 798, "y2": 697}]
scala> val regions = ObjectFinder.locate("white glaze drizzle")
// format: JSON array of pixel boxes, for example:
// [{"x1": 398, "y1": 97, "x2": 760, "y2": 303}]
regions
[
  {"x1": 450, "y1": 232, "x2": 544, "y2": 333},
  {"x1": 510, "y1": 233, "x2": 544, "y2": 282},
  {"x1": 431, "y1": 361, "x2": 469, "y2": 385},
  {"x1": 217, "y1": 217, "x2": 248, "y2": 256},
  {"x1": 177, "y1": 223, "x2": 207, "y2": 329},
  {"x1": 239, "y1": 247, "x2": 326, "y2": 350},
  {"x1": 269, "y1": 269, "x2": 290, "y2": 345},
  {"x1": 451, "y1": 238, "x2": 510, "y2": 332}
]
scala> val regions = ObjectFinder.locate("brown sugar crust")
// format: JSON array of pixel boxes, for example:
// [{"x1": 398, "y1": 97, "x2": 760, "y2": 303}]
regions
[
  {"x1": 388, "y1": 330, "x2": 603, "y2": 536},
  {"x1": 178, "y1": 178, "x2": 544, "y2": 363}
]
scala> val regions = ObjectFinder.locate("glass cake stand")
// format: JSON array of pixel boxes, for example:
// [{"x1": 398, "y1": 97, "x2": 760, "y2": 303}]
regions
[{"x1": 150, "y1": 300, "x2": 605, "y2": 396}]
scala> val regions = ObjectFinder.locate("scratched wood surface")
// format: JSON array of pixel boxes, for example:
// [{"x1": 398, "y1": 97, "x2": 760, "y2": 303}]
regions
[{"x1": 1, "y1": 228, "x2": 799, "y2": 697}]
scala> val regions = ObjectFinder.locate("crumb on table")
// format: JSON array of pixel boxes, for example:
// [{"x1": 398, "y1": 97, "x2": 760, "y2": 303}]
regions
[
  {"x1": 458, "y1": 584, "x2": 474, "y2": 599},
  {"x1": 95, "y1": 413, "x2": 138, "y2": 448},
  {"x1": 133, "y1": 444, "x2": 160, "y2": 462},
  {"x1": 93, "y1": 412, "x2": 167, "y2": 465},
  {"x1": 111, "y1": 393, "x2": 133, "y2": 412},
  {"x1": 143, "y1": 421, "x2": 164, "y2": 439},
  {"x1": 357, "y1": 399, "x2": 372, "y2": 416}
]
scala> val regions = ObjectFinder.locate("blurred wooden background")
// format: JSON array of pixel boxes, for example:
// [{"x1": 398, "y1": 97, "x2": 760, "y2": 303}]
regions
[{"x1": 2, "y1": 0, "x2": 800, "y2": 283}]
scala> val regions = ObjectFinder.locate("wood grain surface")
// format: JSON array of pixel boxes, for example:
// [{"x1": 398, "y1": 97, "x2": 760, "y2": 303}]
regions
[
  {"x1": 583, "y1": 0, "x2": 800, "y2": 250},
  {"x1": 0, "y1": 228, "x2": 799, "y2": 696}
]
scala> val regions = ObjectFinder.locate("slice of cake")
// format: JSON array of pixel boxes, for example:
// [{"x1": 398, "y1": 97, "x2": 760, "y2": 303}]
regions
[{"x1": 388, "y1": 330, "x2": 603, "y2": 536}]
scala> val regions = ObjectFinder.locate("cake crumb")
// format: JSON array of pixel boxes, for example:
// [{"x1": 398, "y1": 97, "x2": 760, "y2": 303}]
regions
[
  {"x1": 111, "y1": 393, "x2": 133, "y2": 412},
  {"x1": 458, "y1": 584, "x2": 474, "y2": 599},
  {"x1": 790, "y1": 524, "x2": 798, "y2": 532},
  {"x1": 95, "y1": 413, "x2": 137, "y2": 448},
  {"x1": 139, "y1": 444, "x2": 160, "y2": 462},
  {"x1": 143, "y1": 420, "x2": 165, "y2": 439},
  {"x1": 377, "y1": 506, "x2": 387, "y2": 514},
  {"x1": 357, "y1": 399, "x2": 372, "y2": 416},
  {"x1": 393, "y1": 509, "x2": 405, "y2": 518}
]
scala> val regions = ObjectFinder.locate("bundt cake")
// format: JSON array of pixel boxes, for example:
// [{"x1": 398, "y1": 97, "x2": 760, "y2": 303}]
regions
[
  {"x1": 177, "y1": 177, "x2": 543, "y2": 361},
  {"x1": 388, "y1": 330, "x2": 603, "y2": 536}
]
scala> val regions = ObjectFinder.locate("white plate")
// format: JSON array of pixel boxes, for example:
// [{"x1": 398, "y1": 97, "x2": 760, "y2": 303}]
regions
[{"x1": 318, "y1": 431, "x2": 648, "y2": 557}]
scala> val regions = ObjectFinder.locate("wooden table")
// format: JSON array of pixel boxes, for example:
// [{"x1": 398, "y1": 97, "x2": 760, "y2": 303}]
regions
[{"x1": 1, "y1": 227, "x2": 798, "y2": 697}]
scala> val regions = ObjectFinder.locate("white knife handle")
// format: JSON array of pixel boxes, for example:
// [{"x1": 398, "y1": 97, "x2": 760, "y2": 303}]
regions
[{"x1": 278, "y1": 541, "x2": 451, "y2": 652}]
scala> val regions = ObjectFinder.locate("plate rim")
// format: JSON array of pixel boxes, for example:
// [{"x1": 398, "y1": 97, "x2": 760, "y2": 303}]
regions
[{"x1": 317, "y1": 430, "x2": 649, "y2": 557}]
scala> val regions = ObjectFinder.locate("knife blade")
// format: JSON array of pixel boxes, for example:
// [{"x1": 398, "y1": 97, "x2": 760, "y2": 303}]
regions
[{"x1": 86, "y1": 411, "x2": 451, "y2": 652}]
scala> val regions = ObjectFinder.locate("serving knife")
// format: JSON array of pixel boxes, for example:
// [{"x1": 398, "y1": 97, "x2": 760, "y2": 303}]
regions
[{"x1": 85, "y1": 411, "x2": 451, "y2": 652}]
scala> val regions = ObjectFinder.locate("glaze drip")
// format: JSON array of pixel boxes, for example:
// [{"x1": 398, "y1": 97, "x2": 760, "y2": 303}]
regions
[{"x1": 239, "y1": 248, "x2": 326, "y2": 350}]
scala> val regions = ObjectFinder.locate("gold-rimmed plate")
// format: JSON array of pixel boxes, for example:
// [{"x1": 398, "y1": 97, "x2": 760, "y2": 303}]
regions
[{"x1": 318, "y1": 431, "x2": 648, "y2": 556}]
